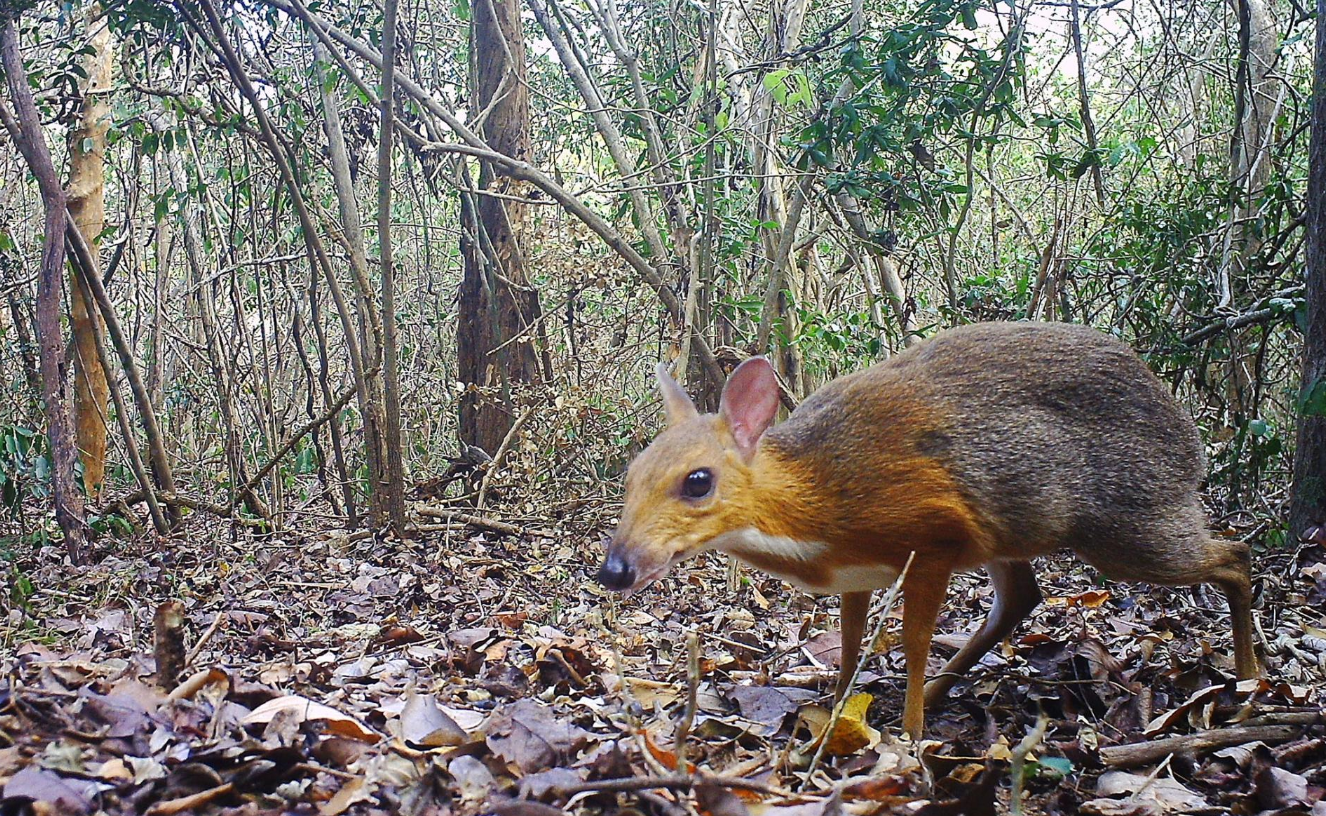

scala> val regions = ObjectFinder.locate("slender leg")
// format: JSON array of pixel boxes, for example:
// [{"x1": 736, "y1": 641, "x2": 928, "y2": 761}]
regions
[
  {"x1": 1206, "y1": 540, "x2": 1258, "y2": 679},
  {"x1": 924, "y1": 560, "x2": 1041, "y2": 706},
  {"x1": 900, "y1": 563, "x2": 951, "y2": 739},
  {"x1": 835, "y1": 590, "x2": 873, "y2": 701}
]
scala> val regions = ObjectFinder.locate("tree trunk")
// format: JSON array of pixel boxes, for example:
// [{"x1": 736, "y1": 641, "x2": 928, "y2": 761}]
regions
[
  {"x1": 458, "y1": 0, "x2": 548, "y2": 456},
  {"x1": 1232, "y1": 0, "x2": 1279, "y2": 269},
  {"x1": 378, "y1": 0, "x2": 407, "y2": 532},
  {"x1": 65, "y1": 219, "x2": 179, "y2": 529},
  {"x1": 0, "y1": 17, "x2": 86, "y2": 561},
  {"x1": 1289, "y1": 0, "x2": 1326, "y2": 539},
  {"x1": 1069, "y1": 0, "x2": 1105, "y2": 206},
  {"x1": 65, "y1": 5, "x2": 113, "y2": 500},
  {"x1": 312, "y1": 38, "x2": 388, "y2": 528}
]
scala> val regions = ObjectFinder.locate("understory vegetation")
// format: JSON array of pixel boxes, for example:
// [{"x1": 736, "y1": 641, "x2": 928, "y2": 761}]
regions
[{"x1": 0, "y1": 0, "x2": 1324, "y2": 813}]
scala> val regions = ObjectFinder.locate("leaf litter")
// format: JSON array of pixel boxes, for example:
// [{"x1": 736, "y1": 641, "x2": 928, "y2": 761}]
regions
[{"x1": 0, "y1": 511, "x2": 1324, "y2": 815}]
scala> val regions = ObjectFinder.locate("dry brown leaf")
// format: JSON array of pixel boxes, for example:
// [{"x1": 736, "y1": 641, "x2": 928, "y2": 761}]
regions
[
  {"x1": 399, "y1": 691, "x2": 467, "y2": 748},
  {"x1": 696, "y1": 781, "x2": 752, "y2": 816},
  {"x1": 1094, "y1": 771, "x2": 1210, "y2": 814},
  {"x1": 1143, "y1": 684, "x2": 1224, "y2": 736},
  {"x1": 240, "y1": 695, "x2": 380, "y2": 744},
  {"x1": 641, "y1": 727, "x2": 679, "y2": 771},
  {"x1": 319, "y1": 777, "x2": 372, "y2": 816},
  {"x1": 624, "y1": 676, "x2": 681, "y2": 707},
  {"x1": 2, "y1": 766, "x2": 92, "y2": 814},
  {"x1": 841, "y1": 775, "x2": 909, "y2": 800},
  {"x1": 166, "y1": 667, "x2": 230, "y2": 702}
]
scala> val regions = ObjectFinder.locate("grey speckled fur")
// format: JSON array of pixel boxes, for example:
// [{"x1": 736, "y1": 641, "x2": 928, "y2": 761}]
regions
[{"x1": 769, "y1": 322, "x2": 1238, "y2": 583}]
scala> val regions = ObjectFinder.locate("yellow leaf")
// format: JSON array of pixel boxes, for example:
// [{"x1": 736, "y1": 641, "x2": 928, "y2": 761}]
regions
[{"x1": 798, "y1": 693, "x2": 880, "y2": 756}]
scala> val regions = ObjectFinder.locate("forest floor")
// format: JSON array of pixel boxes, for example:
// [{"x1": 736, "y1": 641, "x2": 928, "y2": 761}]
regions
[{"x1": 2, "y1": 503, "x2": 1325, "y2": 816}]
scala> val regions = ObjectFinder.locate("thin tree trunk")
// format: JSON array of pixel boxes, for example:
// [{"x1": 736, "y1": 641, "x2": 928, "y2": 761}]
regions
[
  {"x1": 691, "y1": 0, "x2": 720, "y2": 409},
  {"x1": 68, "y1": 253, "x2": 169, "y2": 533},
  {"x1": 1290, "y1": 0, "x2": 1326, "y2": 539},
  {"x1": 459, "y1": 0, "x2": 547, "y2": 456},
  {"x1": 6, "y1": 291, "x2": 40, "y2": 397},
  {"x1": 1221, "y1": 0, "x2": 1280, "y2": 307},
  {"x1": 312, "y1": 38, "x2": 388, "y2": 527},
  {"x1": 378, "y1": 0, "x2": 407, "y2": 532},
  {"x1": 146, "y1": 201, "x2": 170, "y2": 408},
  {"x1": 187, "y1": 0, "x2": 379, "y2": 522},
  {"x1": 1069, "y1": 0, "x2": 1105, "y2": 206},
  {"x1": 304, "y1": 262, "x2": 357, "y2": 525},
  {"x1": 159, "y1": 118, "x2": 266, "y2": 520},
  {"x1": 65, "y1": 4, "x2": 113, "y2": 500},
  {"x1": 65, "y1": 218, "x2": 179, "y2": 527},
  {"x1": 0, "y1": 18, "x2": 86, "y2": 561}
]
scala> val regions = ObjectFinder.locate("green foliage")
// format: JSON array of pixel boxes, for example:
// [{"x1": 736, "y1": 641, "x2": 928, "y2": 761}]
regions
[
  {"x1": 797, "y1": 0, "x2": 1022, "y2": 213},
  {"x1": 1024, "y1": 755, "x2": 1073, "y2": 782},
  {"x1": 1, "y1": 424, "x2": 49, "y2": 515},
  {"x1": 88, "y1": 512, "x2": 135, "y2": 538},
  {"x1": 1300, "y1": 380, "x2": 1326, "y2": 419},
  {"x1": 7, "y1": 563, "x2": 35, "y2": 611}
]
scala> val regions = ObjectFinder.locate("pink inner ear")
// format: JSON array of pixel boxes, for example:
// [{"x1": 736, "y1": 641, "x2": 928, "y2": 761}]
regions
[{"x1": 720, "y1": 357, "x2": 779, "y2": 456}]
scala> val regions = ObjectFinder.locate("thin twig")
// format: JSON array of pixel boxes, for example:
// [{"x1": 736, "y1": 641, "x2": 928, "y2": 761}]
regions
[
  {"x1": 675, "y1": 631, "x2": 700, "y2": 775},
  {"x1": 804, "y1": 552, "x2": 915, "y2": 783},
  {"x1": 185, "y1": 612, "x2": 226, "y2": 667},
  {"x1": 553, "y1": 774, "x2": 780, "y2": 797},
  {"x1": 415, "y1": 506, "x2": 554, "y2": 538},
  {"x1": 1009, "y1": 711, "x2": 1049, "y2": 816},
  {"x1": 477, "y1": 405, "x2": 535, "y2": 509}
]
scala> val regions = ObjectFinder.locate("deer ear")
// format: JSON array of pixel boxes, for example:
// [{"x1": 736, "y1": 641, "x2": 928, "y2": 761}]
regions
[
  {"x1": 656, "y1": 362, "x2": 699, "y2": 426},
  {"x1": 719, "y1": 357, "x2": 780, "y2": 459}
]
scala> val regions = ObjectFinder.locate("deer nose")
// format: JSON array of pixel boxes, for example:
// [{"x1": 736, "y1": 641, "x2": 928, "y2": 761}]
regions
[{"x1": 596, "y1": 552, "x2": 635, "y2": 590}]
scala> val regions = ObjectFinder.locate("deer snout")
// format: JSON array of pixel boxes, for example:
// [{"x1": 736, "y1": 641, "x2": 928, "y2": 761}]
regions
[{"x1": 596, "y1": 550, "x2": 636, "y2": 591}]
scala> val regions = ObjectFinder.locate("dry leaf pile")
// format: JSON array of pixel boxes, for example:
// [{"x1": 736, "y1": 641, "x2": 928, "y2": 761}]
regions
[{"x1": 1, "y1": 509, "x2": 1324, "y2": 815}]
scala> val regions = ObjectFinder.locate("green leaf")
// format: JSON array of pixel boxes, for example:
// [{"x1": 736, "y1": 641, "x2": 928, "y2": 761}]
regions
[
  {"x1": 1300, "y1": 379, "x2": 1326, "y2": 418},
  {"x1": 763, "y1": 69, "x2": 791, "y2": 106},
  {"x1": 296, "y1": 446, "x2": 317, "y2": 475},
  {"x1": 1036, "y1": 756, "x2": 1073, "y2": 779}
]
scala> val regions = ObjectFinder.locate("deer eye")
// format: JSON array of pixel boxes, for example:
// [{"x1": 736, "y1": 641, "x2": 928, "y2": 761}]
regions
[{"x1": 682, "y1": 468, "x2": 714, "y2": 499}]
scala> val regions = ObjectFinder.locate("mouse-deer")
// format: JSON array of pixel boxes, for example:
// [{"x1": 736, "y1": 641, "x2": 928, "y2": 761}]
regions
[{"x1": 597, "y1": 322, "x2": 1258, "y2": 737}]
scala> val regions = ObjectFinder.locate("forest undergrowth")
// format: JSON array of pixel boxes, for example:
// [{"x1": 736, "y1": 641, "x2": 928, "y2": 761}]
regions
[{"x1": 1, "y1": 486, "x2": 1324, "y2": 815}]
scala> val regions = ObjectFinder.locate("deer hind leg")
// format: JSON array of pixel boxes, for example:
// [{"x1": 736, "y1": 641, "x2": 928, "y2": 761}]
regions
[
  {"x1": 1200, "y1": 538, "x2": 1258, "y2": 679},
  {"x1": 1084, "y1": 527, "x2": 1259, "y2": 680},
  {"x1": 924, "y1": 560, "x2": 1041, "y2": 707}
]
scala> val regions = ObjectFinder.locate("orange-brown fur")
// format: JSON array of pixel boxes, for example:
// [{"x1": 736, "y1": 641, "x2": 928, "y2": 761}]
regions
[{"x1": 603, "y1": 322, "x2": 1260, "y2": 738}]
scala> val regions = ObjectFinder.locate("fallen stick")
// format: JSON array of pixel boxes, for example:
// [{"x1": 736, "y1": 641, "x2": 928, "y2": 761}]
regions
[
  {"x1": 186, "y1": 611, "x2": 226, "y2": 667},
  {"x1": 415, "y1": 506, "x2": 553, "y2": 538},
  {"x1": 143, "y1": 782, "x2": 234, "y2": 815},
  {"x1": 1238, "y1": 711, "x2": 1324, "y2": 727},
  {"x1": 1099, "y1": 724, "x2": 1305, "y2": 770},
  {"x1": 553, "y1": 773, "x2": 780, "y2": 798}
]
